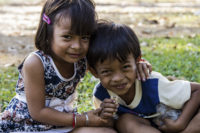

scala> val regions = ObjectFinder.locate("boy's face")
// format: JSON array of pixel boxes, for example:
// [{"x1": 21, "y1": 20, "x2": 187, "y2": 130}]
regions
[{"x1": 93, "y1": 54, "x2": 137, "y2": 97}]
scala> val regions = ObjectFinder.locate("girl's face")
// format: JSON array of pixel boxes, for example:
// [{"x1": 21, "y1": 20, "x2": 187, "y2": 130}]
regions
[{"x1": 51, "y1": 16, "x2": 90, "y2": 63}]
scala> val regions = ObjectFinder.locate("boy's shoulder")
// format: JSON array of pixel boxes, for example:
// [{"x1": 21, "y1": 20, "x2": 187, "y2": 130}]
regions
[
  {"x1": 93, "y1": 82, "x2": 110, "y2": 101},
  {"x1": 149, "y1": 71, "x2": 166, "y2": 79},
  {"x1": 148, "y1": 71, "x2": 170, "y2": 82}
]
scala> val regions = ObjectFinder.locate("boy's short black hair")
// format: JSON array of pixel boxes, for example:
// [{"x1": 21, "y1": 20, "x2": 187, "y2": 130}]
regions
[{"x1": 87, "y1": 20, "x2": 141, "y2": 70}]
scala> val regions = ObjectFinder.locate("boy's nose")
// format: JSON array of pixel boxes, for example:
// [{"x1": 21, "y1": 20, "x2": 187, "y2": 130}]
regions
[{"x1": 112, "y1": 72, "x2": 124, "y2": 82}]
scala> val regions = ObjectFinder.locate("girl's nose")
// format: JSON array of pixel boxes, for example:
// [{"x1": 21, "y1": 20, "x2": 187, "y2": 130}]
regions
[{"x1": 71, "y1": 37, "x2": 81, "y2": 50}]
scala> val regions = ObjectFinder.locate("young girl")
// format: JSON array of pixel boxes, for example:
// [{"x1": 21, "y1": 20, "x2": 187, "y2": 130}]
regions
[{"x1": 0, "y1": 0, "x2": 151, "y2": 132}]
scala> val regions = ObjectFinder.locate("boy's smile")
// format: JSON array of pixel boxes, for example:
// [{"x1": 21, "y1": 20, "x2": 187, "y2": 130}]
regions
[{"x1": 93, "y1": 54, "x2": 137, "y2": 99}]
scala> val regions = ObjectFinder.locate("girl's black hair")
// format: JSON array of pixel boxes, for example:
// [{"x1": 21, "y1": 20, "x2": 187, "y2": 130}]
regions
[
  {"x1": 87, "y1": 20, "x2": 141, "y2": 70},
  {"x1": 35, "y1": 0, "x2": 97, "y2": 55}
]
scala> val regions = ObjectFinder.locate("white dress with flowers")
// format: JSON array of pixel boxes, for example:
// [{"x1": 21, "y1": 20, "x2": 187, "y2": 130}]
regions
[{"x1": 0, "y1": 50, "x2": 87, "y2": 132}]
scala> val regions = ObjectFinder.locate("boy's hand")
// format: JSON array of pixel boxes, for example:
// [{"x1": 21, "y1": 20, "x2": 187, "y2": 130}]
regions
[
  {"x1": 136, "y1": 59, "x2": 152, "y2": 81},
  {"x1": 100, "y1": 98, "x2": 118, "y2": 119},
  {"x1": 158, "y1": 118, "x2": 185, "y2": 133},
  {"x1": 86, "y1": 108, "x2": 114, "y2": 127}
]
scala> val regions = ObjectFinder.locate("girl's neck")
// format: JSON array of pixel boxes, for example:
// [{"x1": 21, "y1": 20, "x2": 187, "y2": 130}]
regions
[
  {"x1": 51, "y1": 55, "x2": 75, "y2": 79},
  {"x1": 119, "y1": 83, "x2": 135, "y2": 105}
]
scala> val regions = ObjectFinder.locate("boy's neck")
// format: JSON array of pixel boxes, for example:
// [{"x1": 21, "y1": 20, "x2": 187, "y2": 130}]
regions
[{"x1": 119, "y1": 83, "x2": 135, "y2": 105}]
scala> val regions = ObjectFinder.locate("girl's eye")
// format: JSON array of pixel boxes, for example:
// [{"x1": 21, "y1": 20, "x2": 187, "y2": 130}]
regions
[{"x1": 63, "y1": 35, "x2": 72, "y2": 40}]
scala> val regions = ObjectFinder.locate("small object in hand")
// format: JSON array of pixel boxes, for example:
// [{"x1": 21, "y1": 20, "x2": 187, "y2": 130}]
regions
[
  {"x1": 111, "y1": 96, "x2": 119, "y2": 119},
  {"x1": 111, "y1": 96, "x2": 118, "y2": 103}
]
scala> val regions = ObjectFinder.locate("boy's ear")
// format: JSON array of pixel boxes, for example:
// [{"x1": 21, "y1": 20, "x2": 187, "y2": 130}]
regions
[
  {"x1": 136, "y1": 55, "x2": 142, "y2": 62},
  {"x1": 88, "y1": 66, "x2": 99, "y2": 78}
]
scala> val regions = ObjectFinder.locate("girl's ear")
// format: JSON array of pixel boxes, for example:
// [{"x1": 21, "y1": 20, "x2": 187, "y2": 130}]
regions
[{"x1": 88, "y1": 66, "x2": 99, "y2": 78}]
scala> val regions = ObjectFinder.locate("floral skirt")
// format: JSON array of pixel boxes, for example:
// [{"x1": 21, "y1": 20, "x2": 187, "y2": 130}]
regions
[{"x1": 0, "y1": 98, "x2": 53, "y2": 132}]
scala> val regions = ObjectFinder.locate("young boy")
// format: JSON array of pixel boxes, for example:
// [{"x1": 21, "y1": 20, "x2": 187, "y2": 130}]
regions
[{"x1": 86, "y1": 21, "x2": 200, "y2": 133}]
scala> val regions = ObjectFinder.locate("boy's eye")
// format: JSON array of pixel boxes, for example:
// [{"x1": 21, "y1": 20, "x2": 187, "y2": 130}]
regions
[
  {"x1": 100, "y1": 70, "x2": 111, "y2": 75},
  {"x1": 123, "y1": 65, "x2": 131, "y2": 69},
  {"x1": 81, "y1": 35, "x2": 90, "y2": 41}
]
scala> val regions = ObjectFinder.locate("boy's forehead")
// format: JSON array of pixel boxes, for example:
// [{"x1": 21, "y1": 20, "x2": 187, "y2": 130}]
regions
[
  {"x1": 96, "y1": 54, "x2": 135, "y2": 66},
  {"x1": 98, "y1": 58, "x2": 125, "y2": 66}
]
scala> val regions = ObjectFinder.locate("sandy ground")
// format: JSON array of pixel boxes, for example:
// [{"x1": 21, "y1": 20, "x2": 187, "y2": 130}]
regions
[{"x1": 0, "y1": 0, "x2": 200, "y2": 67}]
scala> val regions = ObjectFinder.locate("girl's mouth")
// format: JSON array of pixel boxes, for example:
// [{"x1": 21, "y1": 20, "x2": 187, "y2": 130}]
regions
[{"x1": 68, "y1": 53, "x2": 81, "y2": 58}]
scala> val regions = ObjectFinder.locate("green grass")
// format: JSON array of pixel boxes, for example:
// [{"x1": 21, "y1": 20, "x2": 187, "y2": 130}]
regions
[
  {"x1": 0, "y1": 67, "x2": 18, "y2": 112},
  {"x1": 1, "y1": 35, "x2": 200, "y2": 113},
  {"x1": 141, "y1": 35, "x2": 200, "y2": 82}
]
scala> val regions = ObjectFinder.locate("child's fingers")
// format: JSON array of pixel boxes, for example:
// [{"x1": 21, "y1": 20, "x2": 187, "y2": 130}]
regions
[
  {"x1": 100, "y1": 108, "x2": 117, "y2": 118},
  {"x1": 137, "y1": 63, "x2": 146, "y2": 81},
  {"x1": 158, "y1": 118, "x2": 174, "y2": 131},
  {"x1": 103, "y1": 98, "x2": 114, "y2": 103},
  {"x1": 162, "y1": 118, "x2": 174, "y2": 126},
  {"x1": 146, "y1": 62, "x2": 152, "y2": 73},
  {"x1": 101, "y1": 102, "x2": 118, "y2": 109},
  {"x1": 158, "y1": 124, "x2": 167, "y2": 131},
  {"x1": 142, "y1": 63, "x2": 150, "y2": 78},
  {"x1": 142, "y1": 59, "x2": 152, "y2": 73},
  {"x1": 101, "y1": 98, "x2": 118, "y2": 109},
  {"x1": 101, "y1": 112, "x2": 114, "y2": 119},
  {"x1": 103, "y1": 107, "x2": 117, "y2": 114},
  {"x1": 93, "y1": 108, "x2": 102, "y2": 115},
  {"x1": 136, "y1": 71, "x2": 141, "y2": 80},
  {"x1": 137, "y1": 62, "x2": 152, "y2": 81}
]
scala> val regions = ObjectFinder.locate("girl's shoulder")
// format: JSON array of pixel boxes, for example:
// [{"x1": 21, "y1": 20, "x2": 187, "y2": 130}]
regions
[
  {"x1": 17, "y1": 51, "x2": 46, "y2": 74},
  {"x1": 18, "y1": 51, "x2": 50, "y2": 70},
  {"x1": 22, "y1": 51, "x2": 44, "y2": 73}
]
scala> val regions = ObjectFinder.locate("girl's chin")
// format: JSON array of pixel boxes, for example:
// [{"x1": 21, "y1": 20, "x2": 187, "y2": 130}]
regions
[{"x1": 63, "y1": 56, "x2": 83, "y2": 63}]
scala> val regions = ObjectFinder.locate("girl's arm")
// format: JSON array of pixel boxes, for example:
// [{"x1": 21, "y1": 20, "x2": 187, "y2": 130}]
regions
[
  {"x1": 159, "y1": 82, "x2": 200, "y2": 132},
  {"x1": 136, "y1": 59, "x2": 152, "y2": 81},
  {"x1": 23, "y1": 54, "x2": 109, "y2": 127}
]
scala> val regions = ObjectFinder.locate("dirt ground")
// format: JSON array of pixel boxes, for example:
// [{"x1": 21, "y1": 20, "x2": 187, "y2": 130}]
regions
[{"x1": 0, "y1": 0, "x2": 200, "y2": 67}]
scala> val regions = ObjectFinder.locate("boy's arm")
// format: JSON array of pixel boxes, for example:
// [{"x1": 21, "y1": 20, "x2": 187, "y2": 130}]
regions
[
  {"x1": 177, "y1": 82, "x2": 200, "y2": 128},
  {"x1": 159, "y1": 82, "x2": 200, "y2": 132}
]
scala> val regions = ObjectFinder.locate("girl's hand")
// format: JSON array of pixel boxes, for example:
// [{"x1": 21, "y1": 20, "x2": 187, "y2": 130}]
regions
[
  {"x1": 100, "y1": 98, "x2": 118, "y2": 119},
  {"x1": 136, "y1": 59, "x2": 152, "y2": 81},
  {"x1": 158, "y1": 118, "x2": 185, "y2": 133},
  {"x1": 86, "y1": 108, "x2": 114, "y2": 127}
]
